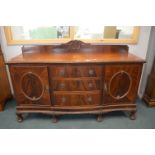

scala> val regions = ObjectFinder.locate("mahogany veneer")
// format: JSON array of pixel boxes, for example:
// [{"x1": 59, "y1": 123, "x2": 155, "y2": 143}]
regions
[
  {"x1": 0, "y1": 46, "x2": 12, "y2": 111},
  {"x1": 7, "y1": 40, "x2": 145, "y2": 122}
]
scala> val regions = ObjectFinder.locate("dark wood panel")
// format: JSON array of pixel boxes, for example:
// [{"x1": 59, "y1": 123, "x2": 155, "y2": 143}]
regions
[
  {"x1": 0, "y1": 56, "x2": 4, "y2": 67},
  {"x1": 9, "y1": 65, "x2": 51, "y2": 106},
  {"x1": 103, "y1": 64, "x2": 142, "y2": 105},
  {"x1": 0, "y1": 46, "x2": 12, "y2": 111}
]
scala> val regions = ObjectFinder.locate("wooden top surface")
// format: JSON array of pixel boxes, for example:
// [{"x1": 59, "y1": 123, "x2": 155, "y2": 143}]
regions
[{"x1": 7, "y1": 41, "x2": 145, "y2": 64}]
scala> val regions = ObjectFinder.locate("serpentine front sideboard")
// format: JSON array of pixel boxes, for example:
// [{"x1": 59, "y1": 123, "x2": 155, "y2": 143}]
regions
[{"x1": 7, "y1": 41, "x2": 145, "y2": 122}]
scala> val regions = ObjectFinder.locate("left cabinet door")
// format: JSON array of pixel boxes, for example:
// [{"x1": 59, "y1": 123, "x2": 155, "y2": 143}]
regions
[{"x1": 9, "y1": 66, "x2": 51, "y2": 106}]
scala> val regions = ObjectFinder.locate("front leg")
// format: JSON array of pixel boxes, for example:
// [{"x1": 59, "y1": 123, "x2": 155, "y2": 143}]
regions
[
  {"x1": 16, "y1": 113, "x2": 23, "y2": 123},
  {"x1": 52, "y1": 115, "x2": 59, "y2": 123},
  {"x1": 129, "y1": 111, "x2": 136, "y2": 120},
  {"x1": 96, "y1": 114, "x2": 103, "y2": 122}
]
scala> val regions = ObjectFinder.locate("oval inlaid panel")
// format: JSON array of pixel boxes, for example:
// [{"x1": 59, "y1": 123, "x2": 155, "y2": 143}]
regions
[
  {"x1": 109, "y1": 71, "x2": 131, "y2": 99},
  {"x1": 21, "y1": 72, "x2": 43, "y2": 101}
]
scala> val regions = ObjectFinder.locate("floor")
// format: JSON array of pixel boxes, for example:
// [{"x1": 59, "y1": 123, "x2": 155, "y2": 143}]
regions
[{"x1": 0, "y1": 99, "x2": 155, "y2": 129}]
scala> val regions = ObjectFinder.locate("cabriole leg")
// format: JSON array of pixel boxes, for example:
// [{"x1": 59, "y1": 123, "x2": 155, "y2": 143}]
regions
[
  {"x1": 96, "y1": 114, "x2": 103, "y2": 122},
  {"x1": 16, "y1": 113, "x2": 23, "y2": 123},
  {"x1": 129, "y1": 111, "x2": 136, "y2": 120},
  {"x1": 52, "y1": 115, "x2": 59, "y2": 123}
]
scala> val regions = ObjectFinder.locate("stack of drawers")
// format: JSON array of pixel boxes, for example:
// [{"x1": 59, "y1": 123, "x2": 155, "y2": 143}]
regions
[{"x1": 50, "y1": 65, "x2": 102, "y2": 107}]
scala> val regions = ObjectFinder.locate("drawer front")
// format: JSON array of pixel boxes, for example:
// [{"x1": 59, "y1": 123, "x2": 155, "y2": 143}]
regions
[
  {"x1": 53, "y1": 79, "x2": 101, "y2": 91},
  {"x1": 53, "y1": 93, "x2": 101, "y2": 106},
  {"x1": 50, "y1": 65, "x2": 102, "y2": 78}
]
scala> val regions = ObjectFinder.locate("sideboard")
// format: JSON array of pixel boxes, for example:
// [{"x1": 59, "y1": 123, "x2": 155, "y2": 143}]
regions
[
  {"x1": 7, "y1": 41, "x2": 145, "y2": 122},
  {"x1": 0, "y1": 45, "x2": 12, "y2": 111}
]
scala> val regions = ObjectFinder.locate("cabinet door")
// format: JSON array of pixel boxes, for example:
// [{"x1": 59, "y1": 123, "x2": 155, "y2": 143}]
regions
[
  {"x1": 10, "y1": 66, "x2": 51, "y2": 106},
  {"x1": 103, "y1": 64, "x2": 142, "y2": 104}
]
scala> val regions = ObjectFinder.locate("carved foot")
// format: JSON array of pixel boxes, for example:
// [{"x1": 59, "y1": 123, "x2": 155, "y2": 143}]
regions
[
  {"x1": 129, "y1": 111, "x2": 136, "y2": 120},
  {"x1": 96, "y1": 114, "x2": 103, "y2": 122},
  {"x1": 52, "y1": 115, "x2": 59, "y2": 123},
  {"x1": 16, "y1": 113, "x2": 23, "y2": 123}
]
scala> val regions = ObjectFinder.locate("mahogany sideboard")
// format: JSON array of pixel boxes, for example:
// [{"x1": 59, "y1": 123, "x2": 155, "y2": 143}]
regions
[
  {"x1": 0, "y1": 45, "x2": 12, "y2": 111},
  {"x1": 7, "y1": 41, "x2": 145, "y2": 122}
]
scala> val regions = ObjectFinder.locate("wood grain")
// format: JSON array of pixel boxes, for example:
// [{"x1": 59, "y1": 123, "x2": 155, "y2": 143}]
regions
[
  {"x1": 7, "y1": 44, "x2": 144, "y2": 64},
  {"x1": 7, "y1": 42, "x2": 144, "y2": 121},
  {"x1": 0, "y1": 46, "x2": 12, "y2": 111},
  {"x1": 9, "y1": 66, "x2": 51, "y2": 106}
]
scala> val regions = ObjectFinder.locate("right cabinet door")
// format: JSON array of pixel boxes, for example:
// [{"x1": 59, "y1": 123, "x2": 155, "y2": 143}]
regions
[{"x1": 103, "y1": 64, "x2": 142, "y2": 105}]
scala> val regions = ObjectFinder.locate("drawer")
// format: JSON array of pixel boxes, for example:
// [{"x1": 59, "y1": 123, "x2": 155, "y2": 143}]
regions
[
  {"x1": 53, "y1": 92, "x2": 101, "y2": 106},
  {"x1": 50, "y1": 65, "x2": 102, "y2": 78},
  {"x1": 53, "y1": 79, "x2": 101, "y2": 91}
]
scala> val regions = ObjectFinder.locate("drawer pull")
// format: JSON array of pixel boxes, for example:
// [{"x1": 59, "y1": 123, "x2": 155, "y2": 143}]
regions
[
  {"x1": 59, "y1": 69, "x2": 65, "y2": 76},
  {"x1": 62, "y1": 97, "x2": 66, "y2": 103},
  {"x1": 60, "y1": 83, "x2": 65, "y2": 88},
  {"x1": 88, "y1": 69, "x2": 95, "y2": 76},
  {"x1": 88, "y1": 82, "x2": 93, "y2": 88},
  {"x1": 87, "y1": 96, "x2": 92, "y2": 102}
]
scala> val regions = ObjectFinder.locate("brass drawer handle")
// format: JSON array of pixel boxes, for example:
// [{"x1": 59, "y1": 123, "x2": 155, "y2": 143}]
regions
[
  {"x1": 62, "y1": 97, "x2": 66, "y2": 103},
  {"x1": 88, "y1": 69, "x2": 95, "y2": 76},
  {"x1": 60, "y1": 83, "x2": 65, "y2": 88},
  {"x1": 88, "y1": 82, "x2": 93, "y2": 88},
  {"x1": 59, "y1": 69, "x2": 65, "y2": 76},
  {"x1": 87, "y1": 96, "x2": 92, "y2": 102}
]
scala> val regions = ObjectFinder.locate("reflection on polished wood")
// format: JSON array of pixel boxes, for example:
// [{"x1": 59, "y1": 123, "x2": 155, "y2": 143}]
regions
[
  {"x1": 8, "y1": 43, "x2": 144, "y2": 64},
  {"x1": 8, "y1": 41, "x2": 145, "y2": 122}
]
